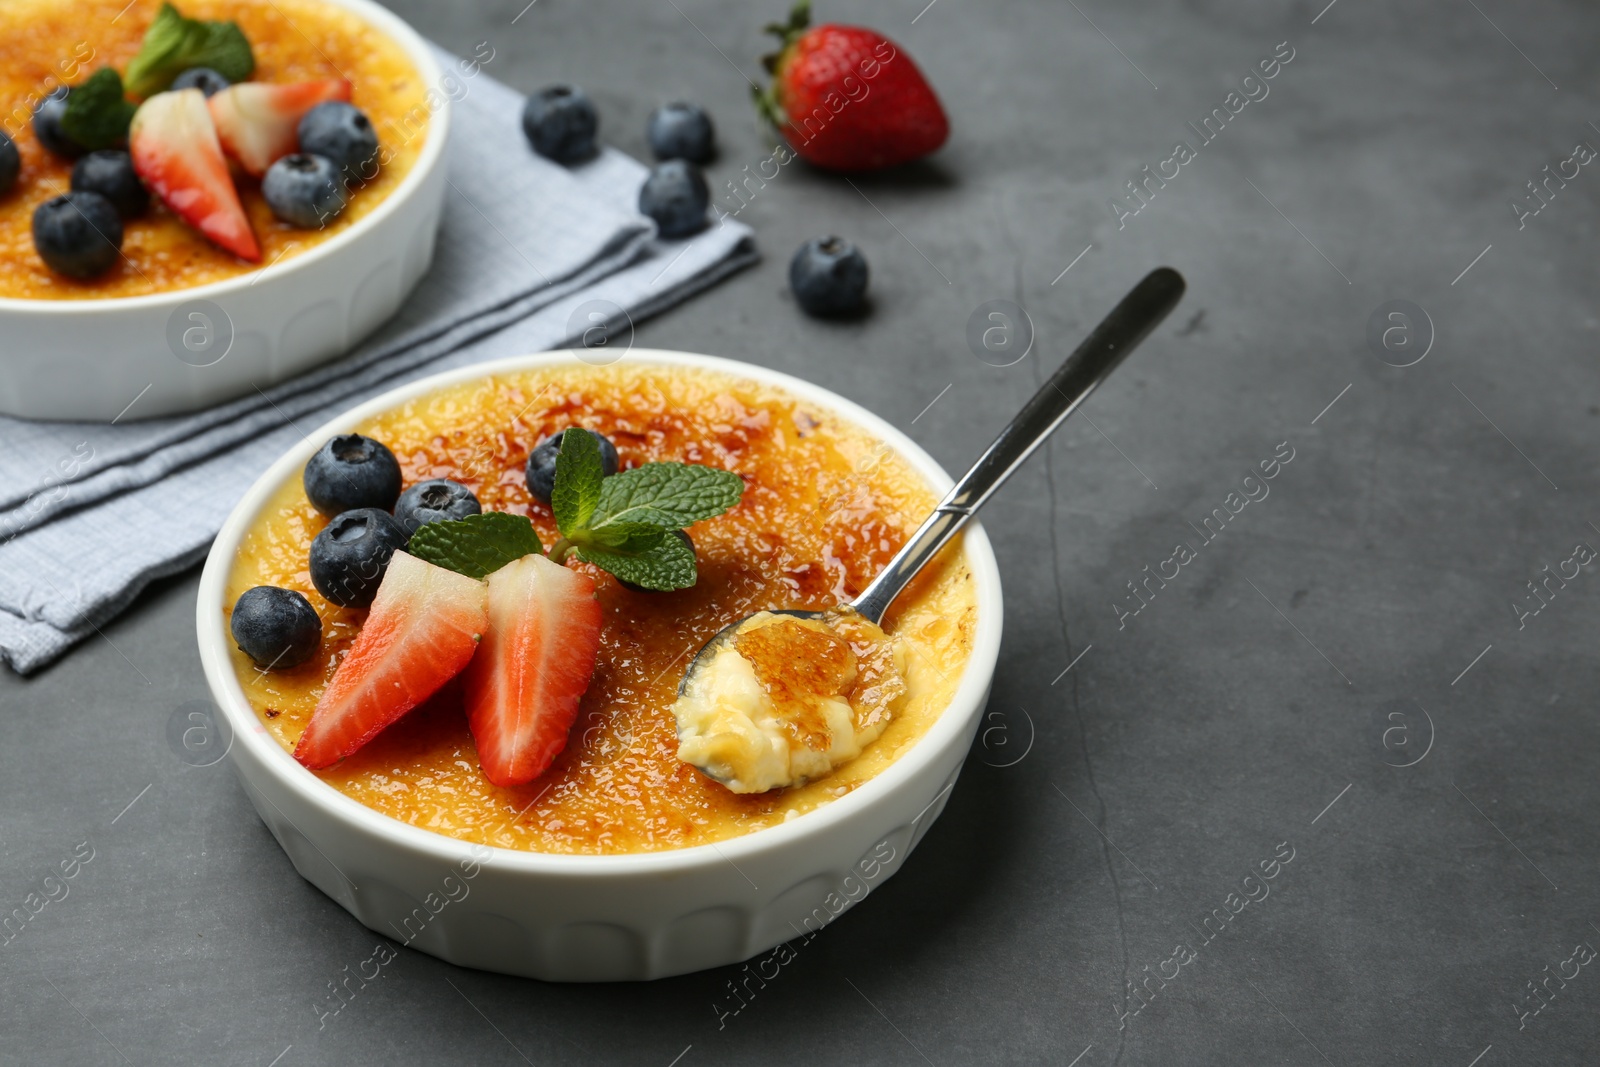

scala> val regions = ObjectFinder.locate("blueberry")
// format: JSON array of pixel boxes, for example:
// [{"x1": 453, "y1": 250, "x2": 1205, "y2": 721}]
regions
[
  {"x1": 394, "y1": 479, "x2": 481, "y2": 536},
  {"x1": 231, "y1": 585, "x2": 322, "y2": 669},
  {"x1": 303, "y1": 433, "x2": 402, "y2": 517},
  {"x1": 262, "y1": 153, "x2": 345, "y2": 229},
  {"x1": 32, "y1": 191, "x2": 122, "y2": 279},
  {"x1": 525, "y1": 428, "x2": 619, "y2": 504},
  {"x1": 646, "y1": 102, "x2": 714, "y2": 164},
  {"x1": 32, "y1": 87, "x2": 85, "y2": 160},
  {"x1": 309, "y1": 508, "x2": 407, "y2": 609},
  {"x1": 789, "y1": 236, "x2": 869, "y2": 317},
  {"x1": 638, "y1": 160, "x2": 708, "y2": 239},
  {"x1": 0, "y1": 130, "x2": 19, "y2": 197},
  {"x1": 298, "y1": 102, "x2": 380, "y2": 186},
  {"x1": 619, "y1": 530, "x2": 694, "y2": 593},
  {"x1": 71, "y1": 150, "x2": 148, "y2": 219},
  {"x1": 170, "y1": 67, "x2": 231, "y2": 96},
  {"x1": 521, "y1": 85, "x2": 598, "y2": 164}
]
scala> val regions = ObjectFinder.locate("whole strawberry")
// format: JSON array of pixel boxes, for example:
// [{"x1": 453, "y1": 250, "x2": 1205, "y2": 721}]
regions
[{"x1": 754, "y1": 1, "x2": 948, "y2": 171}]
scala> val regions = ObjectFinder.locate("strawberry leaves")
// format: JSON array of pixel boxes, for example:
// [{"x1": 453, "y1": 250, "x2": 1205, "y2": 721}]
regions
[{"x1": 549, "y1": 431, "x2": 743, "y2": 591}]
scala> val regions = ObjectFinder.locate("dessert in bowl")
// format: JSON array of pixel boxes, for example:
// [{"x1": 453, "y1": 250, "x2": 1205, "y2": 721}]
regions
[
  {"x1": 197, "y1": 349, "x2": 1002, "y2": 981},
  {"x1": 0, "y1": 0, "x2": 450, "y2": 419}
]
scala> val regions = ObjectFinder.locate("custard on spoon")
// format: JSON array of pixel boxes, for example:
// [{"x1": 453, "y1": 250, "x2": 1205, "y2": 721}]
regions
[{"x1": 674, "y1": 608, "x2": 907, "y2": 793}]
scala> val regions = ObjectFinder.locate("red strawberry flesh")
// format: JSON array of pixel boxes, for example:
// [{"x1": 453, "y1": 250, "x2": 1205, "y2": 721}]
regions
[
  {"x1": 130, "y1": 89, "x2": 261, "y2": 261},
  {"x1": 294, "y1": 551, "x2": 488, "y2": 770},
  {"x1": 464, "y1": 554, "x2": 602, "y2": 788},
  {"x1": 208, "y1": 78, "x2": 352, "y2": 177}
]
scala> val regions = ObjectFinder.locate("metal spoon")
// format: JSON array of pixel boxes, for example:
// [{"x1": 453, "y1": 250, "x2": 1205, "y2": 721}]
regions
[
  {"x1": 679, "y1": 266, "x2": 1186, "y2": 698},
  {"x1": 676, "y1": 267, "x2": 1186, "y2": 742}
]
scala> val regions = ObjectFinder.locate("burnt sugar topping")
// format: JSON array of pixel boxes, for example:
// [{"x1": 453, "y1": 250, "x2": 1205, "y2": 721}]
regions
[
  {"x1": 226, "y1": 364, "x2": 977, "y2": 855},
  {"x1": 737, "y1": 618, "x2": 857, "y2": 751}
]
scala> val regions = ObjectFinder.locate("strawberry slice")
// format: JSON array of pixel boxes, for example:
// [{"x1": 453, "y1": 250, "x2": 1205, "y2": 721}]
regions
[
  {"x1": 464, "y1": 554, "x2": 603, "y2": 787},
  {"x1": 294, "y1": 552, "x2": 488, "y2": 770},
  {"x1": 208, "y1": 78, "x2": 352, "y2": 177},
  {"x1": 130, "y1": 89, "x2": 260, "y2": 261}
]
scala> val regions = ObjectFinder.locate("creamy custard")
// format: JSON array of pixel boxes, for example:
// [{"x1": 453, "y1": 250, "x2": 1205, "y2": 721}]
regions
[
  {"x1": 225, "y1": 364, "x2": 977, "y2": 855},
  {"x1": 0, "y1": 0, "x2": 428, "y2": 300},
  {"x1": 674, "y1": 609, "x2": 909, "y2": 793}
]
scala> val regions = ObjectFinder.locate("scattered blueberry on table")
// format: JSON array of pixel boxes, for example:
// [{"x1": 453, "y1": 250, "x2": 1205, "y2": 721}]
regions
[
  {"x1": 525, "y1": 428, "x2": 619, "y2": 504},
  {"x1": 647, "y1": 102, "x2": 715, "y2": 164},
  {"x1": 170, "y1": 66, "x2": 231, "y2": 96},
  {"x1": 394, "y1": 479, "x2": 482, "y2": 536},
  {"x1": 32, "y1": 87, "x2": 84, "y2": 160},
  {"x1": 263, "y1": 153, "x2": 345, "y2": 228},
  {"x1": 70, "y1": 150, "x2": 149, "y2": 219},
  {"x1": 639, "y1": 159, "x2": 708, "y2": 239},
  {"x1": 789, "y1": 236, "x2": 869, "y2": 317},
  {"x1": 522, "y1": 85, "x2": 599, "y2": 164},
  {"x1": 298, "y1": 101, "x2": 380, "y2": 185},
  {"x1": 230, "y1": 586, "x2": 322, "y2": 669},
  {"x1": 32, "y1": 192, "x2": 123, "y2": 279},
  {"x1": 309, "y1": 508, "x2": 408, "y2": 609},
  {"x1": 303, "y1": 434, "x2": 402, "y2": 516}
]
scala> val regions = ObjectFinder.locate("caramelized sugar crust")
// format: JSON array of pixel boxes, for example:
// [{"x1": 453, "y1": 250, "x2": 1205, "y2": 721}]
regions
[
  {"x1": 734, "y1": 617, "x2": 857, "y2": 752},
  {"x1": 732, "y1": 611, "x2": 908, "y2": 754},
  {"x1": 226, "y1": 364, "x2": 977, "y2": 854}
]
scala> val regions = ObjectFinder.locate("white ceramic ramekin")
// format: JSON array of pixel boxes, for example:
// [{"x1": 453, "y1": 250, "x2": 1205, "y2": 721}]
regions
[
  {"x1": 0, "y1": 0, "x2": 450, "y2": 422},
  {"x1": 196, "y1": 349, "x2": 1003, "y2": 982}
]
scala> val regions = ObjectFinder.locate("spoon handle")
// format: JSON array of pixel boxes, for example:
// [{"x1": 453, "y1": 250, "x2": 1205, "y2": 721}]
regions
[{"x1": 850, "y1": 267, "x2": 1187, "y2": 624}]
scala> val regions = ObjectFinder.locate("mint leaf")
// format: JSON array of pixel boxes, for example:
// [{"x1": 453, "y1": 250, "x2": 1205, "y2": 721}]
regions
[
  {"x1": 125, "y1": 3, "x2": 255, "y2": 99},
  {"x1": 590, "y1": 464, "x2": 743, "y2": 532},
  {"x1": 551, "y1": 429, "x2": 603, "y2": 537},
  {"x1": 61, "y1": 70, "x2": 137, "y2": 150},
  {"x1": 407, "y1": 512, "x2": 542, "y2": 579},
  {"x1": 573, "y1": 522, "x2": 664, "y2": 552},
  {"x1": 576, "y1": 530, "x2": 698, "y2": 591}
]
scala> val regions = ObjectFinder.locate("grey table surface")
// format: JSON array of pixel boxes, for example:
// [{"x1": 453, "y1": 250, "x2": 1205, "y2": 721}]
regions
[{"x1": 5, "y1": 0, "x2": 1599, "y2": 1063}]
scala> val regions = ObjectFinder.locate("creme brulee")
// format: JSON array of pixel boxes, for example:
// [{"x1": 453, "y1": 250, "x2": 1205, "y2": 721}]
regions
[
  {"x1": 224, "y1": 364, "x2": 977, "y2": 855},
  {"x1": 0, "y1": 0, "x2": 428, "y2": 300}
]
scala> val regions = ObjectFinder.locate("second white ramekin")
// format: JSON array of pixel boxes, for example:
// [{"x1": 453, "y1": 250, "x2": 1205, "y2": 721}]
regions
[{"x1": 0, "y1": 0, "x2": 451, "y2": 422}]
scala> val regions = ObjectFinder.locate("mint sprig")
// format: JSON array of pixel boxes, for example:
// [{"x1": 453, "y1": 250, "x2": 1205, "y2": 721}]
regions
[
  {"x1": 574, "y1": 532, "x2": 697, "y2": 590},
  {"x1": 591, "y1": 462, "x2": 746, "y2": 531},
  {"x1": 61, "y1": 69, "x2": 137, "y2": 150},
  {"x1": 125, "y1": 3, "x2": 255, "y2": 99},
  {"x1": 578, "y1": 521, "x2": 666, "y2": 551},
  {"x1": 408, "y1": 512, "x2": 543, "y2": 579},
  {"x1": 548, "y1": 429, "x2": 743, "y2": 591},
  {"x1": 549, "y1": 426, "x2": 603, "y2": 533},
  {"x1": 401, "y1": 432, "x2": 742, "y2": 591}
]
